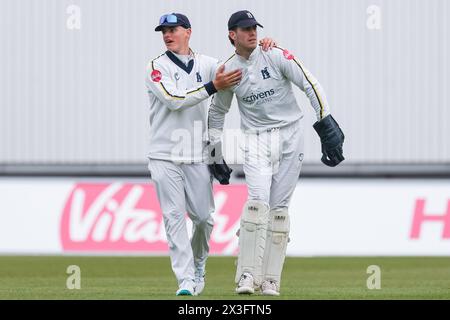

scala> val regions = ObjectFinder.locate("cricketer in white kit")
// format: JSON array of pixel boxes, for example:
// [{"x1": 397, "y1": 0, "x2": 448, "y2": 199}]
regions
[
  {"x1": 208, "y1": 10, "x2": 345, "y2": 296},
  {"x1": 146, "y1": 12, "x2": 240, "y2": 297},
  {"x1": 146, "y1": 12, "x2": 276, "y2": 296}
]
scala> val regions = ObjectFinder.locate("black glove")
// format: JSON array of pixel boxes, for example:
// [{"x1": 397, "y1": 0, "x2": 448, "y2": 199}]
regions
[
  {"x1": 209, "y1": 160, "x2": 233, "y2": 185},
  {"x1": 313, "y1": 114, "x2": 345, "y2": 167},
  {"x1": 206, "y1": 142, "x2": 233, "y2": 185}
]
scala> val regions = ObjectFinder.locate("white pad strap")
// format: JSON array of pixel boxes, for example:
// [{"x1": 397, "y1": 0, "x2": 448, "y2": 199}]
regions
[
  {"x1": 235, "y1": 200, "x2": 270, "y2": 286},
  {"x1": 262, "y1": 207, "x2": 290, "y2": 287}
]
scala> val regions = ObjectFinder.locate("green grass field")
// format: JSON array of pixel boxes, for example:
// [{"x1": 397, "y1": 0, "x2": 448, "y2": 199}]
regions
[{"x1": 0, "y1": 256, "x2": 449, "y2": 299}]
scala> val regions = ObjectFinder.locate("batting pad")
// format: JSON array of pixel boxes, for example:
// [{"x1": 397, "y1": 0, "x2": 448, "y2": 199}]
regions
[
  {"x1": 262, "y1": 207, "x2": 290, "y2": 287},
  {"x1": 235, "y1": 200, "x2": 270, "y2": 286}
]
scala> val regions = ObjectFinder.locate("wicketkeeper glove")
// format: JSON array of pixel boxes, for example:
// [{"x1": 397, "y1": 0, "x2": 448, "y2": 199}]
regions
[
  {"x1": 313, "y1": 114, "x2": 345, "y2": 167},
  {"x1": 206, "y1": 141, "x2": 233, "y2": 185}
]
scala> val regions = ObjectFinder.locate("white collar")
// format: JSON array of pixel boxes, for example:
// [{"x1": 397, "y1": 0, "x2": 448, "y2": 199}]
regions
[
  {"x1": 236, "y1": 46, "x2": 260, "y2": 63},
  {"x1": 171, "y1": 50, "x2": 194, "y2": 67}
]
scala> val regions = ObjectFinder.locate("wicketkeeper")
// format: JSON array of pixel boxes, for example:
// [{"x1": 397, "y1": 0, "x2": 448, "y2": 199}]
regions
[{"x1": 208, "y1": 10, "x2": 345, "y2": 296}]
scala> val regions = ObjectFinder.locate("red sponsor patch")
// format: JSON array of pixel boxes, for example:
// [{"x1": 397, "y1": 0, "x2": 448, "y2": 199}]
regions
[
  {"x1": 151, "y1": 69, "x2": 162, "y2": 82},
  {"x1": 283, "y1": 49, "x2": 294, "y2": 60}
]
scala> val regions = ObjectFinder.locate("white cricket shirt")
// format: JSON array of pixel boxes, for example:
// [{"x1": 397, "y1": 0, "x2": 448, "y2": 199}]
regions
[
  {"x1": 146, "y1": 50, "x2": 219, "y2": 162},
  {"x1": 208, "y1": 46, "x2": 330, "y2": 135}
]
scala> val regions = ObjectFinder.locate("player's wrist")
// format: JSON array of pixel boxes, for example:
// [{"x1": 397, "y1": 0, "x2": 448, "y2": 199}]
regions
[{"x1": 205, "y1": 81, "x2": 218, "y2": 95}]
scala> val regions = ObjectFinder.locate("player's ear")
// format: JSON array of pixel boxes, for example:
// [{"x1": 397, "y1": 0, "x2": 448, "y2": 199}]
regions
[
  {"x1": 228, "y1": 30, "x2": 236, "y2": 41},
  {"x1": 186, "y1": 28, "x2": 192, "y2": 38}
]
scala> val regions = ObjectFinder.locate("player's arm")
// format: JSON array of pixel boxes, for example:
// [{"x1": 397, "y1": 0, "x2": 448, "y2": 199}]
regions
[
  {"x1": 207, "y1": 81, "x2": 235, "y2": 184},
  {"x1": 146, "y1": 61, "x2": 240, "y2": 111},
  {"x1": 208, "y1": 84, "x2": 234, "y2": 144},
  {"x1": 275, "y1": 47, "x2": 330, "y2": 121},
  {"x1": 275, "y1": 47, "x2": 345, "y2": 167}
]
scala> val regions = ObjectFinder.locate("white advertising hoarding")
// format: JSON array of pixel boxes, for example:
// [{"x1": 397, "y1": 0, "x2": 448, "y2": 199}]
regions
[{"x1": 0, "y1": 178, "x2": 448, "y2": 256}]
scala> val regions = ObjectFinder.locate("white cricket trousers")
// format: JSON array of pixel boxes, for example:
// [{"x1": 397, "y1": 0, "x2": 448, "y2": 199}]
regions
[
  {"x1": 148, "y1": 159, "x2": 214, "y2": 286},
  {"x1": 243, "y1": 118, "x2": 304, "y2": 209}
]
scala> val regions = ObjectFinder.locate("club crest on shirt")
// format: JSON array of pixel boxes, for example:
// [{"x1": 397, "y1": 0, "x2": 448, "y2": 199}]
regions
[
  {"x1": 283, "y1": 49, "x2": 294, "y2": 60},
  {"x1": 174, "y1": 72, "x2": 180, "y2": 80},
  {"x1": 261, "y1": 67, "x2": 271, "y2": 80},
  {"x1": 151, "y1": 70, "x2": 162, "y2": 82},
  {"x1": 196, "y1": 72, "x2": 202, "y2": 82}
]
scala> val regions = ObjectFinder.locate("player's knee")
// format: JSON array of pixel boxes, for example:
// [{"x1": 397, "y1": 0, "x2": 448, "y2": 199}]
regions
[
  {"x1": 162, "y1": 209, "x2": 185, "y2": 224},
  {"x1": 249, "y1": 196, "x2": 270, "y2": 205},
  {"x1": 241, "y1": 200, "x2": 270, "y2": 228},
  {"x1": 247, "y1": 192, "x2": 271, "y2": 206},
  {"x1": 192, "y1": 213, "x2": 214, "y2": 227},
  {"x1": 269, "y1": 199, "x2": 289, "y2": 211}
]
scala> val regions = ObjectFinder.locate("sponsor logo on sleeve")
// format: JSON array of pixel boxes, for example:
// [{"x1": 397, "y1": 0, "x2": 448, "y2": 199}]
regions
[
  {"x1": 283, "y1": 49, "x2": 294, "y2": 60},
  {"x1": 151, "y1": 70, "x2": 162, "y2": 82}
]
